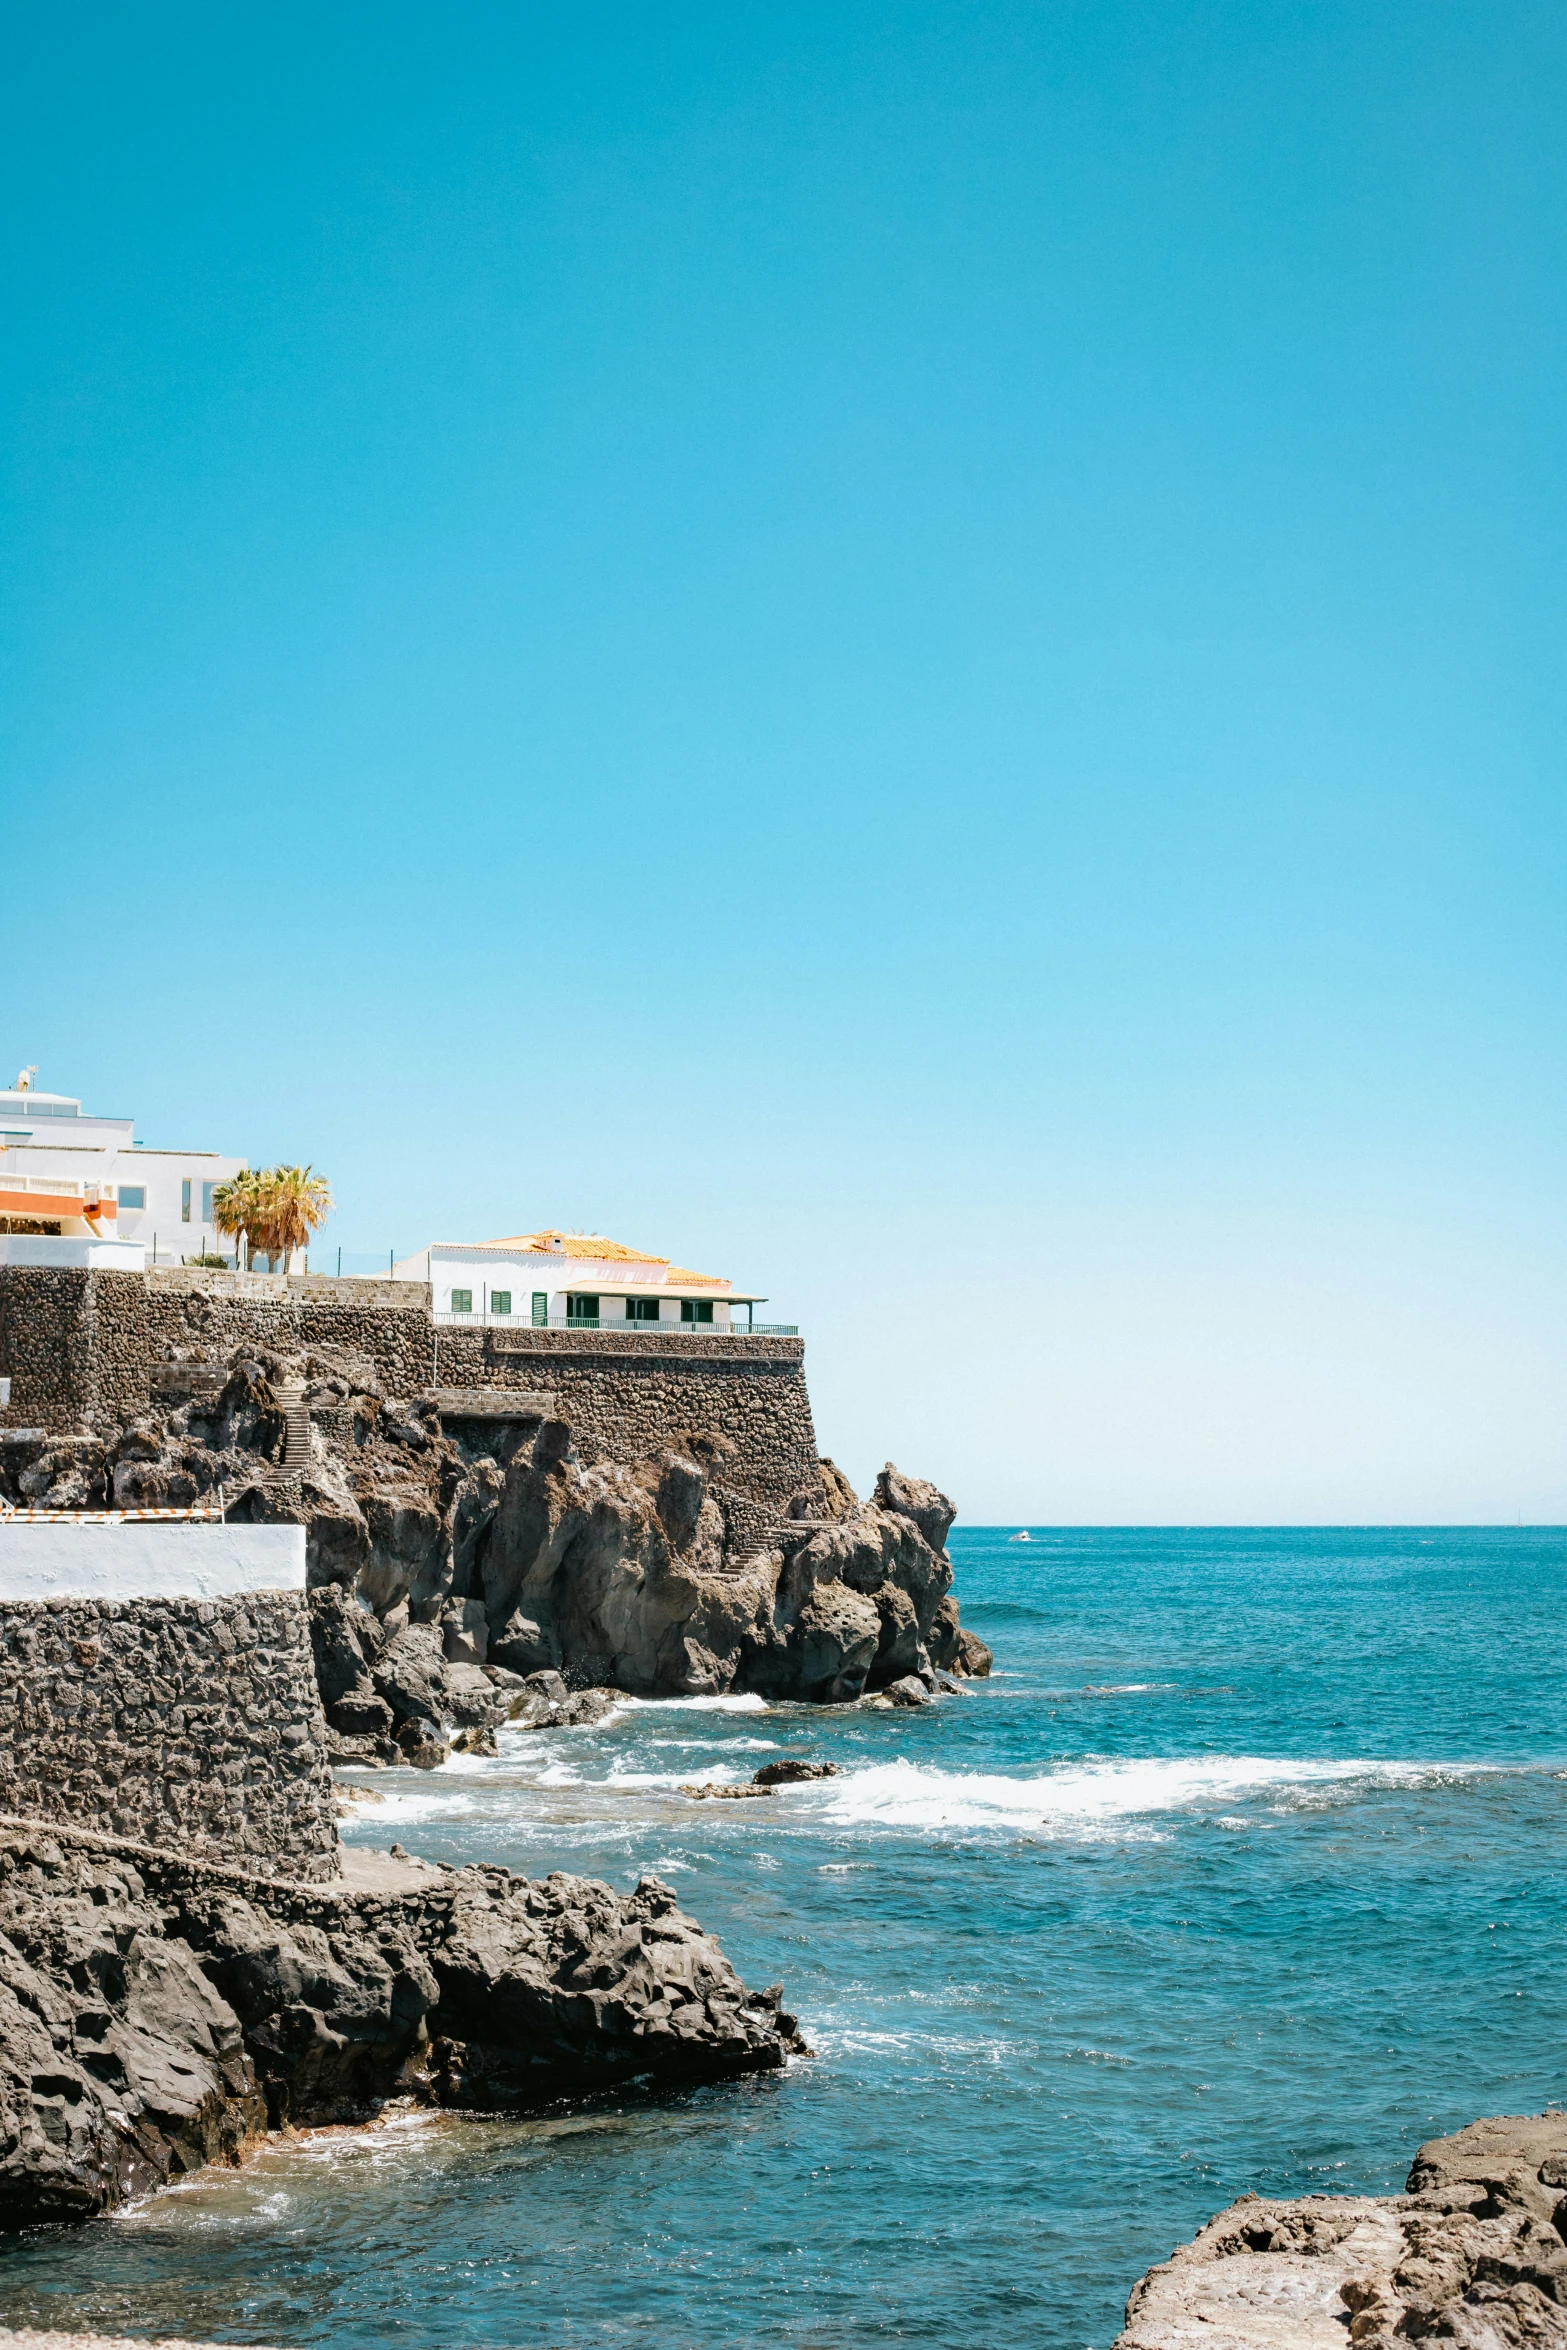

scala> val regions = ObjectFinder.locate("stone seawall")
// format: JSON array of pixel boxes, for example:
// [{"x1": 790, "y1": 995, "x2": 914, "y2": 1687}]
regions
[
  {"x1": 0, "y1": 1592, "x2": 339, "y2": 1878},
  {"x1": 0, "y1": 1266, "x2": 433, "y2": 1426},
  {"x1": 0, "y1": 1269, "x2": 819, "y2": 1548},
  {"x1": 449, "y1": 1326, "x2": 817, "y2": 1555}
]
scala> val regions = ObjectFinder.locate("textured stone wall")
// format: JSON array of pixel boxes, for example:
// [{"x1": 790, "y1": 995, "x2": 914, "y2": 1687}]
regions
[
  {"x1": 0, "y1": 1268, "x2": 822, "y2": 1549},
  {"x1": 0, "y1": 1592, "x2": 340, "y2": 1878},
  {"x1": 449, "y1": 1328, "x2": 818, "y2": 1554},
  {"x1": 0, "y1": 1266, "x2": 434, "y2": 1426}
]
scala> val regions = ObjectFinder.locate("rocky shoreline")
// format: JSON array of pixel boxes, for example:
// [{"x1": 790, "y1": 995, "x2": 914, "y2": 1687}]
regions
[
  {"x1": 0, "y1": 1815, "x2": 802, "y2": 2228},
  {"x1": 0, "y1": 1342, "x2": 999, "y2": 2236},
  {"x1": 1117, "y1": 2111, "x2": 1567, "y2": 2350},
  {"x1": 1, "y1": 1354, "x2": 991, "y2": 1748}
]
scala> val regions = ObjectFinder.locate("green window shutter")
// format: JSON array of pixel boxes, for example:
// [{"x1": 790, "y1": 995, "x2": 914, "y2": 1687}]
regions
[
  {"x1": 531, "y1": 1292, "x2": 548, "y2": 1326},
  {"x1": 491, "y1": 1290, "x2": 511, "y2": 1316},
  {"x1": 451, "y1": 1288, "x2": 473, "y2": 1313}
]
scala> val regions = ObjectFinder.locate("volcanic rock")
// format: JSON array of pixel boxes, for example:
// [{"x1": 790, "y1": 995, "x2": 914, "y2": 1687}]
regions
[
  {"x1": 0, "y1": 1351, "x2": 990, "y2": 1714},
  {"x1": 0, "y1": 1821, "x2": 804, "y2": 2229},
  {"x1": 679, "y1": 1784, "x2": 773, "y2": 1801},
  {"x1": 752, "y1": 1759, "x2": 839, "y2": 1786},
  {"x1": 1116, "y1": 2112, "x2": 1567, "y2": 2350}
]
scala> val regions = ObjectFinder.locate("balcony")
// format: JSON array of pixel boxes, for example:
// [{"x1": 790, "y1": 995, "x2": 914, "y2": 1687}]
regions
[{"x1": 431, "y1": 1311, "x2": 798, "y2": 1335}]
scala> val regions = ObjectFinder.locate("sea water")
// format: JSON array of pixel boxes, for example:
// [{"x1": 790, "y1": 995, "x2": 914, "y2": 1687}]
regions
[{"x1": 6, "y1": 1526, "x2": 1567, "y2": 2350}]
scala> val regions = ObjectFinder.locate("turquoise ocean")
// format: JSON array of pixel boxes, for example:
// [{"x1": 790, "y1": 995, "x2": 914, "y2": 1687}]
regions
[{"x1": 6, "y1": 1526, "x2": 1567, "y2": 2349}]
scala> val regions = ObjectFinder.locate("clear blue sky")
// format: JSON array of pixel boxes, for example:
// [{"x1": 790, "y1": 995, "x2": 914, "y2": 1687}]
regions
[{"x1": 4, "y1": 3, "x2": 1563, "y2": 1521}]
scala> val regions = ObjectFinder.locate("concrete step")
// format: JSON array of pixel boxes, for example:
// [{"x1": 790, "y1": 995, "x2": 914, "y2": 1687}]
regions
[{"x1": 275, "y1": 1384, "x2": 310, "y2": 1468}]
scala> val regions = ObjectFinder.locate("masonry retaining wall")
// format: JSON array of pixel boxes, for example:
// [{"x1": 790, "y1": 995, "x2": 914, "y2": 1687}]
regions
[
  {"x1": 0, "y1": 1268, "x2": 821, "y2": 1552},
  {"x1": 0, "y1": 1589, "x2": 339, "y2": 1877}
]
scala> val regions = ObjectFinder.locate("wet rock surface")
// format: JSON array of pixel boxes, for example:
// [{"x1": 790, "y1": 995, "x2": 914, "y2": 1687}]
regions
[
  {"x1": 1117, "y1": 2113, "x2": 1567, "y2": 2350},
  {"x1": 0, "y1": 1820, "x2": 805, "y2": 2230},
  {"x1": 0, "y1": 2332, "x2": 280, "y2": 2349}
]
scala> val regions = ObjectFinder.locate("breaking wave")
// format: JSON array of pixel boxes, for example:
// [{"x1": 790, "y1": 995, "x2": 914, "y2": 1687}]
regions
[
  {"x1": 616, "y1": 1693, "x2": 771, "y2": 1713},
  {"x1": 810, "y1": 1754, "x2": 1486, "y2": 1835}
]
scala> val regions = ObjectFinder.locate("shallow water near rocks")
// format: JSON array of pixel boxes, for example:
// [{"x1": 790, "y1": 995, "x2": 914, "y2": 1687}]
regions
[{"x1": 6, "y1": 1526, "x2": 1567, "y2": 2350}]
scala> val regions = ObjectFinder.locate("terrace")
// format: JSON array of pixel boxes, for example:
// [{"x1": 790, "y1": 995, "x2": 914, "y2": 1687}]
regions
[{"x1": 432, "y1": 1303, "x2": 798, "y2": 1335}]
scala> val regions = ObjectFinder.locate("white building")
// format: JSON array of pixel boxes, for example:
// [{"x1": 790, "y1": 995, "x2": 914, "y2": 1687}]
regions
[
  {"x1": 0, "y1": 1072, "x2": 248, "y2": 1271},
  {"x1": 392, "y1": 1230, "x2": 782, "y2": 1332}
]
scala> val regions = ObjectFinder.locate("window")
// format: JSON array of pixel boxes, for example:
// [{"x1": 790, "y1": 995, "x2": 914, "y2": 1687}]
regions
[
  {"x1": 118, "y1": 1186, "x2": 146, "y2": 1211},
  {"x1": 625, "y1": 1297, "x2": 660, "y2": 1322},
  {"x1": 531, "y1": 1292, "x2": 548, "y2": 1326},
  {"x1": 680, "y1": 1299, "x2": 714, "y2": 1324},
  {"x1": 202, "y1": 1182, "x2": 216, "y2": 1220},
  {"x1": 180, "y1": 1179, "x2": 192, "y2": 1223},
  {"x1": 450, "y1": 1288, "x2": 473, "y2": 1314},
  {"x1": 490, "y1": 1290, "x2": 512, "y2": 1316},
  {"x1": 566, "y1": 1293, "x2": 600, "y2": 1326}
]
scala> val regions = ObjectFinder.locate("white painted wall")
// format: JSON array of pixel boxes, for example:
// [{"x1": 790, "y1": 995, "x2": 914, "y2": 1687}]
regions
[
  {"x1": 0, "y1": 1521, "x2": 306, "y2": 1600},
  {"x1": 0, "y1": 1235, "x2": 147, "y2": 1270},
  {"x1": 428, "y1": 1255, "x2": 735, "y2": 1325},
  {"x1": 0, "y1": 1087, "x2": 247, "y2": 1264}
]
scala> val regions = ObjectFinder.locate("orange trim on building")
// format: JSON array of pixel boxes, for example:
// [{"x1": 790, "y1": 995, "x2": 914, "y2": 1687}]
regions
[{"x1": 0, "y1": 1188, "x2": 90, "y2": 1220}]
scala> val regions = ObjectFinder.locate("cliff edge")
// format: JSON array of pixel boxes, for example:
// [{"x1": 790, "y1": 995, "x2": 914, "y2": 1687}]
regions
[{"x1": 1, "y1": 1356, "x2": 992, "y2": 1738}]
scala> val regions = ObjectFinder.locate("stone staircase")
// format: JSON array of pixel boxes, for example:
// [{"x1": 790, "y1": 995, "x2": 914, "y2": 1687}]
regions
[
  {"x1": 263, "y1": 1383, "x2": 312, "y2": 1492},
  {"x1": 276, "y1": 1382, "x2": 311, "y2": 1466}
]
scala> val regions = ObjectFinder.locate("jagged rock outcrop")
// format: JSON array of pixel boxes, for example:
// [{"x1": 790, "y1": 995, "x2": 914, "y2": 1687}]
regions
[
  {"x1": 1117, "y1": 2112, "x2": 1567, "y2": 2350},
  {"x1": 479, "y1": 1431, "x2": 985, "y2": 1700},
  {"x1": 307, "y1": 1586, "x2": 618, "y2": 1766},
  {"x1": 0, "y1": 1821, "x2": 804, "y2": 2229},
  {"x1": 0, "y1": 1358, "x2": 991, "y2": 1714}
]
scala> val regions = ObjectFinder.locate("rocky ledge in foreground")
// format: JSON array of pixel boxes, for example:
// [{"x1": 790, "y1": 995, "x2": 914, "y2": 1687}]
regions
[
  {"x1": 0, "y1": 1818, "x2": 802, "y2": 2229},
  {"x1": 1118, "y1": 2112, "x2": 1567, "y2": 2350}
]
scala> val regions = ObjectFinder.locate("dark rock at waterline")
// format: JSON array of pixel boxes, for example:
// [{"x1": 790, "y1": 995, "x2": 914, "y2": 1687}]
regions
[
  {"x1": 926, "y1": 1594, "x2": 992, "y2": 1679},
  {"x1": 752, "y1": 1759, "x2": 839, "y2": 1786},
  {"x1": 310, "y1": 1596, "x2": 621, "y2": 1765},
  {"x1": 679, "y1": 1784, "x2": 773, "y2": 1800},
  {"x1": 0, "y1": 1823, "x2": 804, "y2": 2229},
  {"x1": 312, "y1": 1438, "x2": 977, "y2": 1714},
  {"x1": 394, "y1": 1716, "x2": 449, "y2": 1770},
  {"x1": 1115, "y1": 2111, "x2": 1567, "y2": 2350}
]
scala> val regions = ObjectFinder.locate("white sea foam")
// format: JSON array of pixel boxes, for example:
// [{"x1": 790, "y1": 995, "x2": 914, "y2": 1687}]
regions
[
  {"x1": 616, "y1": 1693, "x2": 770, "y2": 1713},
  {"x1": 637, "y1": 1735, "x2": 779, "y2": 1751},
  {"x1": 811, "y1": 1754, "x2": 1474, "y2": 1835}
]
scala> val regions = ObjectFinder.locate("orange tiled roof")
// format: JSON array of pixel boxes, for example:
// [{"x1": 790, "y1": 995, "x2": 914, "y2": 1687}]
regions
[
  {"x1": 475, "y1": 1232, "x2": 730, "y2": 1286},
  {"x1": 481, "y1": 1231, "x2": 668, "y2": 1264}
]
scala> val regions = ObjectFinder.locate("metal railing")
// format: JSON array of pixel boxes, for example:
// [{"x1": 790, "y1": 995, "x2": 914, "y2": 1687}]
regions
[{"x1": 432, "y1": 1311, "x2": 798, "y2": 1335}]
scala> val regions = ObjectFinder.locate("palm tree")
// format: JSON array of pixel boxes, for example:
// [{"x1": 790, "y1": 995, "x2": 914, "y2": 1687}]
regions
[
  {"x1": 258, "y1": 1165, "x2": 333, "y2": 1272},
  {"x1": 210, "y1": 1170, "x2": 264, "y2": 1267},
  {"x1": 209, "y1": 1165, "x2": 333, "y2": 1272}
]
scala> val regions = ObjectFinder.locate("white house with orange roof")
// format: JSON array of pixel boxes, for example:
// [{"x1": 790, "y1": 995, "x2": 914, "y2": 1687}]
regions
[
  {"x1": 390, "y1": 1230, "x2": 783, "y2": 1332},
  {"x1": 0, "y1": 1071, "x2": 248, "y2": 1270}
]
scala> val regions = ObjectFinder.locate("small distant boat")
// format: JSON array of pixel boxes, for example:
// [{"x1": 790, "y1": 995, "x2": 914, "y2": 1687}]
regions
[{"x1": 1009, "y1": 1529, "x2": 1033, "y2": 1543}]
